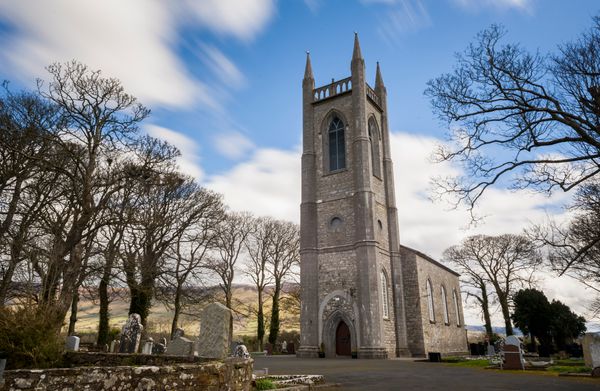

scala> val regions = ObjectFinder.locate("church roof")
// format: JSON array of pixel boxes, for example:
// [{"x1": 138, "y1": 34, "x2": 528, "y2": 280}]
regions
[{"x1": 399, "y1": 245, "x2": 460, "y2": 277}]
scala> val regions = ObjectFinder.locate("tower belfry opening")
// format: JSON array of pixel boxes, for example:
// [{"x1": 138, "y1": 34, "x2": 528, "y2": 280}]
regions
[{"x1": 297, "y1": 35, "x2": 468, "y2": 359}]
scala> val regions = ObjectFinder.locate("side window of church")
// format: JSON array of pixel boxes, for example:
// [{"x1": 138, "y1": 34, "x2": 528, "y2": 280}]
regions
[
  {"x1": 426, "y1": 279, "x2": 435, "y2": 323},
  {"x1": 328, "y1": 116, "x2": 346, "y2": 171},
  {"x1": 441, "y1": 285, "x2": 450, "y2": 325},
  {"x1": 368, "y1": 118, "x2": 381, "y2": 178},
  {"x1": 453, "y1": 289, "x2": 461, "y2": 326},
  {"x1": 381, "y1": 270, "x2": 389, "y2": 319}
]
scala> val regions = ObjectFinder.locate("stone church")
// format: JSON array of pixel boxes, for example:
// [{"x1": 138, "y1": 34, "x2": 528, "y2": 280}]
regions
[{"x1": 297, "y1": 35, "x2": 468, "y2": 359}]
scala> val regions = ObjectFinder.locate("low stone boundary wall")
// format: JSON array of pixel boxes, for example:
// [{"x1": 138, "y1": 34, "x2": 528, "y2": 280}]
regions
[
  {"x1": 1, "y1": 358, "x2": 252, "y2": 391},
  {"x1": 62, "y1": 351, "x2": 207, "y2": 367}
]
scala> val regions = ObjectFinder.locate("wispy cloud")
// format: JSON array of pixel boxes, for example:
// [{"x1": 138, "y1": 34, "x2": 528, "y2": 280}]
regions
[
  {"x1": 0, "y1": 0, "x2": 275, "y2": 110},
  {"x1": 146, "y1": 124, "x2": 204, "y2": 180},
  {"x1": 213, "y1": 131, "x2": 256, "y2": 160},
  {"x1": 199, "y1": 44, "x2": 246, "y2": 89},
  {"x1": 361, "y1": 0, "x2": 432, "y2": 44},
  {"x1": 451, "y1": 0, "x2": 534, "y2": 12},
  {"x1": 181, "y1": 0, "x2": 275, "y2": 42}
]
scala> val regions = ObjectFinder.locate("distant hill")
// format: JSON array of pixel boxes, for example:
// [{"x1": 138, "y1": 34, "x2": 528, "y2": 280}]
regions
[{"x1": 70, "y1": 283, "x2": 300, "y2": 338}]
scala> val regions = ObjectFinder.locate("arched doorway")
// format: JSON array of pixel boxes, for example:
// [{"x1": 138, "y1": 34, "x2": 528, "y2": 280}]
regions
[{"x1": 335, "y1": 321, "x2": 351, "y2": 356}]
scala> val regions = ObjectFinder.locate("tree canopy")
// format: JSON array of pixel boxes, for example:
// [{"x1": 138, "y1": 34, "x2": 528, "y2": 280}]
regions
[{"x1": 426, "y1": 16, "x2": 600, "y2": 210}]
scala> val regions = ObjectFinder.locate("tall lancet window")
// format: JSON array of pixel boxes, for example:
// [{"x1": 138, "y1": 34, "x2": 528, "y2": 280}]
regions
[
  {"x1": 441, "y1": 285, "x2": 450, "y2": 325},
  {"x1": 328, "y1": 116, "x2": 346, "y2": 171},
  {"x1": 453, "y1": 289, "x2": 461, "y2": 326},
  {"x1": 381, "y1": 270, "x2": 389, "y2": 319},
  {"x1": 426, "y1": 279, "x2": 435, "y2": 322},
  {"x1": 368, "y1": 118, "x2": 381, "y2": 178}
]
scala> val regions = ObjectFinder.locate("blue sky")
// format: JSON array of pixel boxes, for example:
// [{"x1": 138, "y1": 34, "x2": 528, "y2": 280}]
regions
[{"x1": 0, "y1": 0, "x2": 598, "y2": 326}]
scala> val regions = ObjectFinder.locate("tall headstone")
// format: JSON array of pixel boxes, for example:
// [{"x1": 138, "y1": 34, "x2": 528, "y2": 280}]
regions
[
  {"x1": 583, "y1": 332, "x2": 600, "y2": 370},
  {"x1": 197, "y1": 302, "x2": 232, "y2": 359},
  {"x1": 119, "y1": 313, "x2": 144, "y2": 353},
  {"x1": 503, "y1": 336, "x2": 524, "y2": 370},
  {"x1": 65, "y1": 336, "x2": 80, "y2": 352}
]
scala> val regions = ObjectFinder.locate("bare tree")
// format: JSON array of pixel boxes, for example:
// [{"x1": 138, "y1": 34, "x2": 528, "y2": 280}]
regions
[
  {"x1": 204, "y1": 212, "x2": 253, "y2": 342},
  {"x1": 244, "y1": 216, "x2": 274, "y2": 351},
  {"x1": 266, "y1": 220, "x2": 299, "y2": 345},
  {"x1": 443, "y1": 234, "x2": 541, "y2": 335},
  {"x1": 34, "y1": 60, "x2": 149, "y2": 327},
  {"x1": 425, "y1": 16, "x2": 600, "y2": 216},
  {"x1": 531, "y1": 181, "x2": 600, "y2": 315},
  {"x1": 159, "y1": 189, "x2": 224, "y2": 338}
]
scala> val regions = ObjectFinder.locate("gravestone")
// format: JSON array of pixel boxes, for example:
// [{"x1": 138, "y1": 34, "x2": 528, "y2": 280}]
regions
[
  {"x1": 142, "y1": 338, "x2": 154, "y2": 355},
  {"x1": 160, "y1": 337, "x2": 168, "y2": 346},
  {"x1": 583, "y1": 332, "x2": 600, "y2": 371},
  {"x1": 486, "y1": 344, "x2": 496, "y2": 356},
  {"x1": 109, "y1": 340, "x2": 119, "y2": 353},
  {"x1": 172, "y1": 328, "x2": 184, "y2": 340},
  {"x1": 119, "y1": 313, "x2": 144, "y2": 353},
  {"x1": 152, "y1": 342, "x2": 166, "y2": 354},
  {"x1": 265, "y1": 343, "x2": 273, "y2": 356},
  {"x1": 503, "y1": 336, "x2": 524, "y2": 370},
  {"x1": 282, "y1": 340, "x2": 288, "y2": 353},
  {"x1": 287, "y1": 342, "x2": 295, "y2": 355},
  {"x1": 197, "y1": 302, "x2": 232, "y2": 359},
  {"x1": 234, "y1": 344, "x2": 250, "y2": 359},
  {"x1": 0, "y1": 351, "x2": 6, "y2": 386},
  {"x1": 166, "y1": 336, "x2": 195, "y2": 356},
  {"x1": 65, "y1": 336, "x2": 80, "y2": 352},
  {"x1": 103, "y1": 344, "x2": 109, "y2": 353}
]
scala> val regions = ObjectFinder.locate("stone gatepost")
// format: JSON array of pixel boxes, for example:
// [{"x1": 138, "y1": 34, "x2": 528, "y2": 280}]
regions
[{"x1": 197, "y1": 302, "x2": 232, "y2": 359}]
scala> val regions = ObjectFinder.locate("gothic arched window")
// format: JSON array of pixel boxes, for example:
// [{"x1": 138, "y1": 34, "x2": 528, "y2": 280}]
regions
[
  {"x1": 328, "y1": 116, "x2": 346, "y2": 171},
  {"x1": 441, "y1": 285, "x2": 450, "y2": 325},
  {"x1": 426, "y1": 279, "x2": 435, "y2": 323},
  {"x1": 381, "y1": 270, "x2": 389, "y2": 319},
  {"x1": 453, "y1": 289, "x2": 461, "y2": 326},
  {"x1": 368, "y1": 118, "x2": 381, "y2": 178}
]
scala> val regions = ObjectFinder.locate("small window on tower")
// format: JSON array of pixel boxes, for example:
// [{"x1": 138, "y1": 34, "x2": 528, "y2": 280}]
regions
[{"x1": 330, "y1": 217, "x2": 343, "y2": 231}]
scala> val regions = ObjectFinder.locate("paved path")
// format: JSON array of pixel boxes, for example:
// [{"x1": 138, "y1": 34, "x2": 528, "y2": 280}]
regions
[{"x1": 253, "y1": 356, "x2": 600, "y2": 390}]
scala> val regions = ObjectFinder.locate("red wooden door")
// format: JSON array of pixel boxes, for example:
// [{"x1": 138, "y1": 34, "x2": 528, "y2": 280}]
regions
[{"x1": 336, "y1": 321, "x2": 351, "y2": 356}]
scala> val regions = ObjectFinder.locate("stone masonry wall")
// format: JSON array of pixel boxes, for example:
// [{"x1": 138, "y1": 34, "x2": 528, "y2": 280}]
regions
[
  {"x1": 400, "y1": 247, "x2": 426, "y2": 356},
  {"x1": 414, "y1": 253, "x2": 468, "y2": 356},
  {"x1": 2, "y1": 358, "x2": 253, "y2": 391}
]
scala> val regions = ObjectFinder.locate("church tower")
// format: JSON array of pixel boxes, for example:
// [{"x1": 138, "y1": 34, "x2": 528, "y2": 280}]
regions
[{"x1": 297, "y1": 35, "x2": 411, "y2": 359}]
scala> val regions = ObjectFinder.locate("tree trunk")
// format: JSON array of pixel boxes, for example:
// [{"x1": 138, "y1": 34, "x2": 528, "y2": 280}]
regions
[
  {"x1": 170, "y1": 283, "x2": 182, "y2": 339},
  {"x1": 0, "y1": 261, "x2": 17, "y2": 306},
  {"x1": 97, "y1": 264, "x2": 112, "y2": 346},
  {"x1": 67, "y1": 291, "x2": 79, "y2": 336},
  {"x1": 257, "y1": 288, "x2": 264, "y2": 351},
  {"x1": 226, "y1": 289, "x2": 233, "y2": 345},
  {"x1": 480, "y1": 284, "x2": 493, "y2": 337},
  {"x1": 498, "y1": 294, "x2": 513, "y2": 336},
  {"x1": 268, "y1": 283, "x2": 281, "y2": 345},
  {"x1": 129, "y1": 283, "x2": 153, "y2": 327},
  {"x1": 530, "y1": 332, "x2": 537, "y2": 353}
]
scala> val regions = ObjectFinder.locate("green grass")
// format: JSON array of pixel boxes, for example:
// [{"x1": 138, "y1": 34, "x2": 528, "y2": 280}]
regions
[
  {"x1": 547, "y1": 365, "x2": 591, "y2": 374},
  {"x1": 254, "y1": 378, "x2": 277, "y2": 390}
]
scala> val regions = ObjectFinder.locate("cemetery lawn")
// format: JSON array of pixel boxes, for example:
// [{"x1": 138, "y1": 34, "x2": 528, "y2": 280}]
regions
[{"x1": 442, "y1": 357, "x2": 591, "y2": 374}]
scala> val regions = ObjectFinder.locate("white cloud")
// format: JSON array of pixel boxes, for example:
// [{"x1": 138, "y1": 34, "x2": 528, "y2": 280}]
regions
[
  {"x1": 205, "y1": 147, "x2": 301, "y2": 221},
  {"x1": 452, "y1": 0, "x2": 533, "y2": 12},
  {"x1": 213, "y1": 131, "x2": 256, "y2": 160},
  {"x1": 199, "y1": 44, "x2": 246, "y2": 89},
  {"x1": 0, "y1": 0, "x2": 275, "y2": 110},
  {"x1": 145, "y1": 124, "x2": 204, "y2": 181},
  {"x1": 363, "y1": 0, "x2": 432, "y2": 45},
  {"x1": 181, "y1": 0, "x2": 275, "y2": 42}
]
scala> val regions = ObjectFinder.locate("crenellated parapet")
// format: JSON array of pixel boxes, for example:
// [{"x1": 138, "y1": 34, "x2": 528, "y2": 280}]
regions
[
  {"x1": 313, "y1": 76, "x2": 352, "y2": 102},
  {"x1": 312, "y1": 77, "x2": 382, "y2": 110}
]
